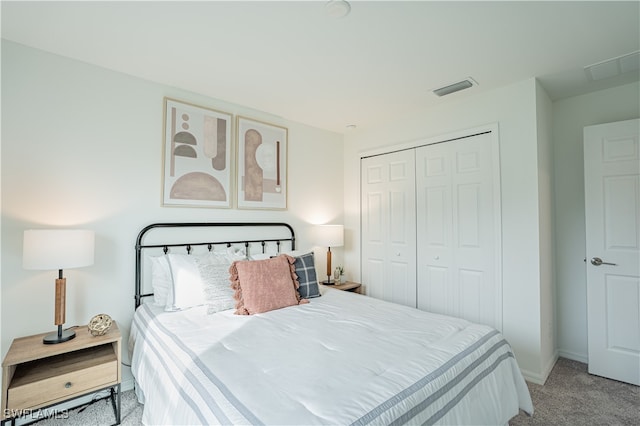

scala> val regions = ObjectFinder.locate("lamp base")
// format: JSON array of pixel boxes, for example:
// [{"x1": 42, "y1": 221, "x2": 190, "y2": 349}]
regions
[
  {"x1": 43, "y1": 328, "x2": 76, "y2": 344},
  {"x1": 322, "y1": 279, "x2": 336, "y2": 285}
]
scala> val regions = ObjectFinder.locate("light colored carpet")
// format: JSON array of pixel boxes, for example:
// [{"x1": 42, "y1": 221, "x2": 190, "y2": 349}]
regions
[
  {"x1": 31, "y1": 358, "x2": 638, "y2": 425},
  {"x1": 510, "y1": 357, "x2": 640, "y2": 425}
]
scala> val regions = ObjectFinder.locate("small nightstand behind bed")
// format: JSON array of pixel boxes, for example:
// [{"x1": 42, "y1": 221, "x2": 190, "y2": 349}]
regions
[{"x1": 323, "y1": 281, "x2": 362, "y2": 294}]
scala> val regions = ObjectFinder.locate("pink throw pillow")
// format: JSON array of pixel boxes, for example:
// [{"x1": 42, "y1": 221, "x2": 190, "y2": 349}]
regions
[{"x1": 230, "y1": 254, "x2": 309, "y2": 315}]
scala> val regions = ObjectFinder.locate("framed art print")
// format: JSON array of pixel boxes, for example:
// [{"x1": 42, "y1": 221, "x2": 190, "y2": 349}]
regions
[
  {"x1": 236, "y1": 116, "x2": 287, "y2": 210},
  {"x1": 162, "y1": 98, "x2": 233, "y2": 208}
]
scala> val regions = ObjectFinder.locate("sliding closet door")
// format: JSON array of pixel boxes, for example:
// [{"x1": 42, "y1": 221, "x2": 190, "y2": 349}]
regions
[
  {"x1": 361, "y1": 150, "x2": 417, "y2": 307},
  {"x1": 416, "y1": 132, "x2": 501, "y2": 330}
]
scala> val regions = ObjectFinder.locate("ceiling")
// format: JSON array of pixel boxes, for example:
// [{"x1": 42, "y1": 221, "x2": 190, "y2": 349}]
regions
[{"x1": 2, "y1": 1, "x2": 639, "y2": 133}]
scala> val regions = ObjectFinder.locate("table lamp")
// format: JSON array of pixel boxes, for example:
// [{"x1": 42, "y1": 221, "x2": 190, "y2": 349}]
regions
[
  {"x1": 317, "y1": 224, "x2": 343, "y2": 284},
  {"x1": 23, "y1": 229, "x2": 95, "y2": 344}
]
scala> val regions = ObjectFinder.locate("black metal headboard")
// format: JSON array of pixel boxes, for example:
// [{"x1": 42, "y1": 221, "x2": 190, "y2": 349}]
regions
[{"x1": 135, "y1": 222, "x2": 295, "y2": 308}]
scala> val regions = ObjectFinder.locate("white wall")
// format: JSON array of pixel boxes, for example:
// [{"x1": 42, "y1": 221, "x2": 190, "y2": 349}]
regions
[
  {"x1": 344, "y1": 78, "x2": 553, "y2": 383},
  {"x1": 535, "y1": 80, "x2": 557, "y2": 378},
  {"x1": 0, "y1": 41, "x2": 344, "y2": 387},
  {"x1": 553, "y1": 81, "x2": 640, "y2": 362}
]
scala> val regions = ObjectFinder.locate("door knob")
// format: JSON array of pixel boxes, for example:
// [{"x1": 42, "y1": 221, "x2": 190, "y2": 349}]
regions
[{"x1": 590, "y1": 257, "x2": 617, "y2": 266}]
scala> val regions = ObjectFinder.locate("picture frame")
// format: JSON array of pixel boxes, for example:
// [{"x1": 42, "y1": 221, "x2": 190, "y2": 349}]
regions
[
  {"x1": 162, "y1": 98, "x2": 233, "y2": 208},
  {"x1": 236, "y1": 116, "x2": 288, "y2": 210}
]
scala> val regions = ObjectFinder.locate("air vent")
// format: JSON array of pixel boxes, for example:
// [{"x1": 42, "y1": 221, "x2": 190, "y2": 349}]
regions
[
  {"x1": 433, "y1": 78, "x2": 478, "y2": 97},
  {"x1": 585, "y1": 51, "x2": 640, "y2": 81}
]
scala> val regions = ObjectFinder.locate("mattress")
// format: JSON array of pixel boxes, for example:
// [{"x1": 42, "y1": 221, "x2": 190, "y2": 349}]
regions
[{"x1": 129, "y1": 286, "x2": 533, "y2": 425}]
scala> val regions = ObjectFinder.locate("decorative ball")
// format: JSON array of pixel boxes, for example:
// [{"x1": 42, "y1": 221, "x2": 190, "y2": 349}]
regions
[{"x1": 88, "y1": 314, "x2": 112, "y2": 336}]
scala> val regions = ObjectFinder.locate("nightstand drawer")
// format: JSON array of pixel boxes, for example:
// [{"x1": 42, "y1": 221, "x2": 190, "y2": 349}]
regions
[{"x1": 6, "y1": 344, "x2": 117, "y2": 410}]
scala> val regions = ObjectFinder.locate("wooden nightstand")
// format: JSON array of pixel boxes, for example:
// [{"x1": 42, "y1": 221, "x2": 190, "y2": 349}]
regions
[
  {"x1": 1, "y1": 322, "x2": 121, "y2": 425},
  {"x1": 324, "y1": 281, "x2": 362, "y2": 294}
]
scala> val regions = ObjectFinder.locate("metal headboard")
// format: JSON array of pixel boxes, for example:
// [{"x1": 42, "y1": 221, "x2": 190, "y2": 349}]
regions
[{"x1": 135, "y1": 222, "x2": 296, "y2": 309}]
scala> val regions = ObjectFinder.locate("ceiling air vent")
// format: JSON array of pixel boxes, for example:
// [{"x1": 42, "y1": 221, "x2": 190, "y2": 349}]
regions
[
  {"x1": 433, "y1": 77, "x2": 477, "y2": 97},
  {"x1": 584, "y1": 51, "x2": 640, "y2": 81}
]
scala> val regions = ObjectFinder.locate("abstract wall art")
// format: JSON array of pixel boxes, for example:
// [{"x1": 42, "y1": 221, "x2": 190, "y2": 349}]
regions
[
  {"x1": 237, "y1": 116, "x2": 287, "y2": 210},
  {"x1": 162, "y1": 98, "x2": 233, "y2": 208}
]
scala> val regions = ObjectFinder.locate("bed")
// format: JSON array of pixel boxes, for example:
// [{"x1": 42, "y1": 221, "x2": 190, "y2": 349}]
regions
[{"x1": 129, "y1": 222, "x2": 533, "y2": 425}]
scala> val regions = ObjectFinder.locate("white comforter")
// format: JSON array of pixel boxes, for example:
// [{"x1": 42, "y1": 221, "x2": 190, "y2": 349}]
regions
[{"x1": 130, "y1": 287, "x2": 533, "y2": 425}]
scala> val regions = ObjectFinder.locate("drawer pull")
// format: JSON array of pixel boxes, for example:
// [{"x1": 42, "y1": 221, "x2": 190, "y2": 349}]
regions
[{"x1": 65, "y1": 382, "x2": 72, "y2": 388}]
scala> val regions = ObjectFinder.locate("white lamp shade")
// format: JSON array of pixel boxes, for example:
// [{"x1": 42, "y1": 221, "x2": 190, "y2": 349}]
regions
[
  {"x1": 317, "y1": 224, "x2": 344, "y2": 248},
  {"x1": 23, "y1": 229, "x2": 95, "y2": 270}
]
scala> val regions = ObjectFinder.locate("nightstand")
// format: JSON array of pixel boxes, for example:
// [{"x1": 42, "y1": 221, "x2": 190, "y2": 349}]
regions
[
  {"x1": 324, "y1": 281, "x2": 362, "y2": 294},
  {"x1": 1, "y1": 322, "x2": 121, "y2": 425}
]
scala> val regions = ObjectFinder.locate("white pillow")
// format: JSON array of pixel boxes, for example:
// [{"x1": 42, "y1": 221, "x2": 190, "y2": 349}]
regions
[
  {"x1": 149, "y1": 256, "x2": 172, "y2": 307},
  {"x1": 165, "y1": 254, "x2": 206, "y2": 311},
  {"x1": 196, "y1": 253, "x2": 235, "y2": 314},
  {"x1": 149, "y1": 247, "x2": 246, "y2": 311},
  {"x1": 165, "y1": 251, "x2": 237, "y2": 312},
  {"x1": 249, "y1": 249, "x2": 306, "y2": 260},
  {"x1": 226, "y1": 246, "x2": 248, "y2": 262},
  {"x1": 249, "y1": 252, "x2": 271, "y2": 260}
]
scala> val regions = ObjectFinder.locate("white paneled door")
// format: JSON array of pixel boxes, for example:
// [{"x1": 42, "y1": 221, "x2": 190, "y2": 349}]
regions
[
  {"x1": 584, "y1": 118, "x2": 640, "y2": 386},
  {"x1": 416, "y1": 132, "x2": 501, "y2": 330},
  {"x1": 361, "y1": 149, "x2": 417, "y2": 307}
]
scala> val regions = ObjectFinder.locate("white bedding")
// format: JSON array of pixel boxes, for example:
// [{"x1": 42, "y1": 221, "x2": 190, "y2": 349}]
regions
[{"x1": 130, "y1": 286, "x2": 533, "y2": 425}]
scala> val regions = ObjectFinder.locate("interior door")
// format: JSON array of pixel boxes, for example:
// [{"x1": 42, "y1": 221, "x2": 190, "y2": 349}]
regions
[
  {"x1": 361, "y1": 149, "x2": 417, "y2": 307},
  {"x1": 584, "y1": 118, "x2": 640, "y2": 386},
  {"x1": 415, "y1": 132, "x2": 501, "y2": 330}
]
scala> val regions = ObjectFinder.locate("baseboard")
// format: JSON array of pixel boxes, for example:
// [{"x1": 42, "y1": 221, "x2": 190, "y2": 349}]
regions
[
  {"x1": 542, "y1": 350, "x2": 559, "y2": 382},
  {"x1": 121, "y1": 377, "x2": 135, "y2": 392},
  {"x1": 519, "y1": 351, "x2": 559, "y2": 385},
  {"x1": 121, "y1": 364, "x2": 134, "y2": 391},
  {"x1": 557, "y1": 349, "x2": 588, "y2": 364},
  {"x1": 520, "y1": 368, "x2": 546, "y2": 385}
]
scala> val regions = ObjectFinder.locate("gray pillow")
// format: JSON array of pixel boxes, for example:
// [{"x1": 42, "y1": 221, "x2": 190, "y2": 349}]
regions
[{"x1": 293, "y1": 252, "x2": 321, "y2": 298}]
